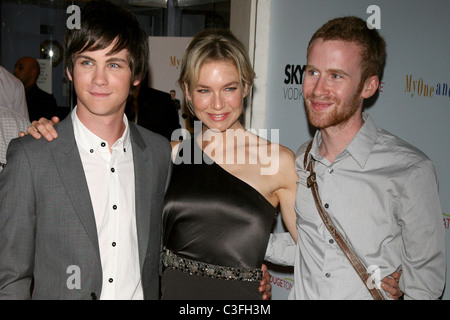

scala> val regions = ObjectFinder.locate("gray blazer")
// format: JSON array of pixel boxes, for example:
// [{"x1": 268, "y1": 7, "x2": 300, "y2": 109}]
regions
[{"x1": 0, "y1": 116, "x2": 172, "y2": 299}]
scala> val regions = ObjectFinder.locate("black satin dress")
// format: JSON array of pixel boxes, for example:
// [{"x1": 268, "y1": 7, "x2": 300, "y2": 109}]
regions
[{"x1": 161, "y1": 139, "x2": 277, "y2": 300}]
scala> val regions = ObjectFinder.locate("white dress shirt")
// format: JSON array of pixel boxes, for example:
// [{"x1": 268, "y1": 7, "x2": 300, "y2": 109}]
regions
[
  {"x1": 266, "y1": 113, "x2": 445, "y2": 300},
  {"x1": 72, "y1": 108, "x2": 143, "y2": 300}
]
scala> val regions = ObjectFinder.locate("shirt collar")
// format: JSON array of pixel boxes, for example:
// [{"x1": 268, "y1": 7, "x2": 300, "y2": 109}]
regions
[
  {"x1": 71, "y1": 106, "x2": 131, "y2": 155},
  {"x1": 311, "y1": 113, "x2": 378, "y2": 168}
]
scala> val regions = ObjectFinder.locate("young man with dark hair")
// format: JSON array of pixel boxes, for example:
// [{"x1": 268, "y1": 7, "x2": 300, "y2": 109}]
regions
[{"x1": 0, "y1": 0, "x2": 172, "y2": 299}]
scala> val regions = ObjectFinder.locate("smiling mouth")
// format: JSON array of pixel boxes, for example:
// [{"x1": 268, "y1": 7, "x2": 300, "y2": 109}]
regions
[
  {"x1": 208, "y1": 113, "x2": 229, "y2": 121},
  {"x1": 309, "y1": 100, "x2": 333, "y2": 112},
  {"x1": 90, "y1": 92, "x2": 111, "y2": 98}
]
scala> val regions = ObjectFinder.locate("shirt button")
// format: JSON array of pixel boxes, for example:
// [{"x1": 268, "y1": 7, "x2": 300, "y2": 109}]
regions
[
  {"x1": 90, "y1": 149, "x2": 94, "y2": 153},
  {"x1": 329, "y1": 239, "x2": 334, "y2": 244},
  {"x1": 111, "y1": 168, "x2": 115, "y2": 173},
  {"x1": 328, "y1": 168, "x2": 334, "y2": 174},
  {"x1": 112, "y1": 242, "x2": 116, "y2": 247},
  {"x1": 112, "y1": 205, "x2": 117, "y2": 210},
  {"x1": 325, "y1": 273, "x2": 331, "y2": 278},
  {"x1": 108, "y1": 278, "x2": 113, "y2": 283},
  {"x1": 101, "y1": 142, "x2": 106, "y2": 147},
  {"x1": 324, "y1": 203, "x2": 329, "y2": 209}
]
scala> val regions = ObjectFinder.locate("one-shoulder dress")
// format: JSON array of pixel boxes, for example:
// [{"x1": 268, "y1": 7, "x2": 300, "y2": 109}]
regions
[{"x1": 161, "y1": 138, "x2": 277, "y2": 300}]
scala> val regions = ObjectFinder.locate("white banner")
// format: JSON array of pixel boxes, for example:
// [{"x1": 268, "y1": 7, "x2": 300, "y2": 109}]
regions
[{"x1": 36, "y1": 59, "x2": 52, "y2": 94}]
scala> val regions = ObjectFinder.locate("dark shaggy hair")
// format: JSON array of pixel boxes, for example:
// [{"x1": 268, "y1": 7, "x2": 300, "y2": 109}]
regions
[{"x1": 64, "y1": 0, "x2": 148, "y2": 86}]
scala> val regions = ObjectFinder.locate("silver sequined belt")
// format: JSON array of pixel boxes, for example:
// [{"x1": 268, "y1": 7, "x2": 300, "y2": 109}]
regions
[{"x1": 162, "y1": 248, "x2": 262, "y2": 282}]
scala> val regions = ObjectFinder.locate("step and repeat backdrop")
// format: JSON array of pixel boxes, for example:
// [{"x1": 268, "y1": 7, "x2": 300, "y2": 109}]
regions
[{"x1": 259, "y1": 0, "x2": 449, "y2": 300}]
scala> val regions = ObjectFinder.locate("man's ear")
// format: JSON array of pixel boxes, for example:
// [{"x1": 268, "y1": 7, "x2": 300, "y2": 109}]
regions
[
  {"x1": 361, "y1": 75, "x2": 379, "y2": 99},
  {"x1": 66, "y1": 67, "x2": 73, "y2": 82}
]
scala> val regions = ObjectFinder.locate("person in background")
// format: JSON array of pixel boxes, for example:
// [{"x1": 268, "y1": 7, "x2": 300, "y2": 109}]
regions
[
  {"x1": 14, "y1": 56, "x2": 58, "y2": 122},
  {"x1": 265, "y1": 16, "x2": 445, "y2": 300},
  {"x1": 0, "y1": 65, "x2": 30, "y2": 171},
  {"x1": 0, "y1": 65, "x2": 29, "y2": 120},
  {"x1": 0, "y1": 110, "x2": 30, "y2": 173},
  {"x1": 0, "y1": 107, "x2": 30, "y2": 172},
  {"x1": 125, "y1": 74, "x2": 181, "y2": 141},
  {"x1": 170, "y1": 89, "x2": 181, "y2": 112}
]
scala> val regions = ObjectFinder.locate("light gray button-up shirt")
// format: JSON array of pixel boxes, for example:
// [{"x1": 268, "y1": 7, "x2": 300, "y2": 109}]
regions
[
  {"x1": 266, "y1": 113, "x2": 446, "y2": 300},
  {"x1": 0, "y1": 106, "x2": 30, "y2": 171}
]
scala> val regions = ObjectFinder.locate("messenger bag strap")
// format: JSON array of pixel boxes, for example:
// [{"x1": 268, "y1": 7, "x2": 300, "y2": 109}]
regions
[{"x1": 303, "y1": 140, "x2": 385, "y2": 300}]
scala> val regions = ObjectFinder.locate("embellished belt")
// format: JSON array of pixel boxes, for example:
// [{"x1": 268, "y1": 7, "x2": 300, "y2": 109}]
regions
[{"x1": 162, "y1": 248, "x2": 262, "y2": 282}]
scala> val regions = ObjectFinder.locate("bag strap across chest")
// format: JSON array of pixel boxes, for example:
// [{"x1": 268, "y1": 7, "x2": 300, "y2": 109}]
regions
[{"x1": 303, "y1": 140, "x2": 385, "y2": 300}]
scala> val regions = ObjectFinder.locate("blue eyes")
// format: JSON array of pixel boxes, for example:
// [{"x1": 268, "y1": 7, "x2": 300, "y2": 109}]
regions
[
  {"x1": 306, "y1": 70, "x2": 343, "y2": 80},
  {"x1": 197, "y1": 87, "x2": 237, "y2": 93},
  {"x1": 79, "y1": 61, "x2": 121, "y2": 68}
]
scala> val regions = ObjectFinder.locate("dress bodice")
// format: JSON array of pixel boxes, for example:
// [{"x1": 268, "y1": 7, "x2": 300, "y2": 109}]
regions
[{"x1": 163, "y1": 138, "x2": 277, "y2": 269}]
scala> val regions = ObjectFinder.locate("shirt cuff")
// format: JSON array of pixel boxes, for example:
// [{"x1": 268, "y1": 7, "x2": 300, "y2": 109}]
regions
[{"x1": 264, "y1": 232, "x2": 296, "y2": 266}]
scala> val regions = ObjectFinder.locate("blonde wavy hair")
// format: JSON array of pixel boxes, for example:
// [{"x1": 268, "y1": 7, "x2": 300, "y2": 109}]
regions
[{"x1": 178, "y1": 29, "x2": 255, "y2": 114}]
